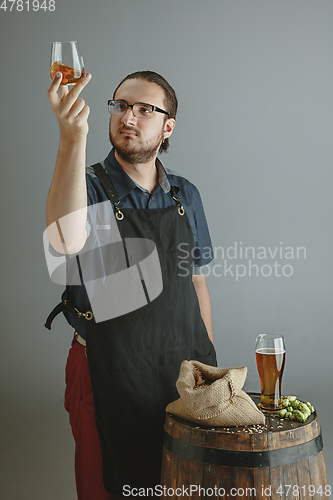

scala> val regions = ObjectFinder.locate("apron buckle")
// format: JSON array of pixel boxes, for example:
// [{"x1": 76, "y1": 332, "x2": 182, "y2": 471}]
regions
[
  {"x1": 114, "y1": 201, "x2": 124, "y2": 220},
  {"x1": 84, "y1": 311, "x2": 93, "y2": 320},
  {"x1": 172, "y1": 194, "x2": 185, "y2": 216},
  {"x1": 64, "y1": 300, "x2": 94, "y2": 321},
  {"x1": 178, "y1": 205, "x2": 185, "y2": 216},
  {"x1": 74, "y1": 308, "x2": 93, "y2": 320}
]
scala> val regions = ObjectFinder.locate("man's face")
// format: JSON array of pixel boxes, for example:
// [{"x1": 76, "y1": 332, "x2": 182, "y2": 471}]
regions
[{"x1": 109, "y1": 79, "x2": 174, "y2": 164}]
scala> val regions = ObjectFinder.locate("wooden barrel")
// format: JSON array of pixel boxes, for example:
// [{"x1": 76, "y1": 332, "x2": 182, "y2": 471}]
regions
[{"x1": 161, "y1": 394, "x2": 328, "y2": 500}]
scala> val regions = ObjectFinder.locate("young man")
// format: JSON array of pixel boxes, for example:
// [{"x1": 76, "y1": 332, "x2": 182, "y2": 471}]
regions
[{"x1": 46, "y1": 70, "x2": 217, "y2": 499}]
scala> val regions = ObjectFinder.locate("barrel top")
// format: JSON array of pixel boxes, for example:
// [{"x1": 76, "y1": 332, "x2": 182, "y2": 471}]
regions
[
  {"x1": 163, "y1": 395, "x2": 326, "y2": 474},
  {"x1": 165, "y1": 393, "x2": 318, "y2": 437}
]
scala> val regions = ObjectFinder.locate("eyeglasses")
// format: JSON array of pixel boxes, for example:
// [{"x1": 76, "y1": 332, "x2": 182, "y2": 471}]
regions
[{"x1": 107, "y1": 100, "x2": 169, "y2": 119}]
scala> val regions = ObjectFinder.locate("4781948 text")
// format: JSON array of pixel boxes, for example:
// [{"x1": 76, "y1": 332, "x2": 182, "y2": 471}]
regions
[
  {"x1": 273, "y1": 484, "x2": 331, "y2": 496},
  {"x1": 0, "y1": 0, "x2": 55, "y2": 11}
]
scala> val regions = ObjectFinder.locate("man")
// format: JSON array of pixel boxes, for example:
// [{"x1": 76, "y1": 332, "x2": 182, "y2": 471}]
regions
[{"x1": 46, "y1": 70, "x2": 217, "y2": 499}]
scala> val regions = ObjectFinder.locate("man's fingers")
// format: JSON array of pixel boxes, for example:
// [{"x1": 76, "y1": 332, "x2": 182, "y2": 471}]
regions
[
  {"x1": 69, "y1": 98, "x2": 87, "y2": 117},
  {"x1": 76, "y1": 103, "x2": 90, "y2": 121},
  {"x1": 59, "y1": 84, "x2": 69, "y2": 99},
  {"x1": 47, "y1": 72, "x2": 63, "y2": 104},
  {"x1": 61, "y1": 73, "x2": 92, "y2": 112},
  {"x1": 66, "y1": 73, "x2": 92, "y2": 101},
  {"x1": 47, "y1": 72, "x2": 92, "y2": 137}
]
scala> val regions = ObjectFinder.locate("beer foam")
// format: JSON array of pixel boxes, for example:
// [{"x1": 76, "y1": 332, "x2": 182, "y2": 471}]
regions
[{"x1": 255, "y1": 348, "x2": 286, "y2": 354}]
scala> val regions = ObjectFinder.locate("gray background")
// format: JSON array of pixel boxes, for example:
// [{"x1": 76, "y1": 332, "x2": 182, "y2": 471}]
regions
[{"x1": 1, "y1": 0, "x2": 332, "y2": 498}]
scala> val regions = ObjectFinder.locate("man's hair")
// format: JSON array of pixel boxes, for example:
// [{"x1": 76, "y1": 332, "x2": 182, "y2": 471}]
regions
[{"x1": 113, "y1": 70, "x2": 178, "y2": 153}]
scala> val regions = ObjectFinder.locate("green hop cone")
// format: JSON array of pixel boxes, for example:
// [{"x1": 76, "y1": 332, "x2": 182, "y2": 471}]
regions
[
  {"x1": 279, "y1": 396, "x2": 315, "y2": 422},
  {"x1": 306, "y1": 402, "x2": 315, "y2": 414},
  {"x1": 299, "y1": 403, "x2": 311, "y2": 416},
  {"x1": 294, "y1": 410, "x2": 307, "y2": 423}
]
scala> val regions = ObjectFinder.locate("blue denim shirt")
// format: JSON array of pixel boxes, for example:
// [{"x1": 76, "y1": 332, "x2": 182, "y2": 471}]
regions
[{"x1": 63, "y1": 149, "x2": 214, "y2": 338}]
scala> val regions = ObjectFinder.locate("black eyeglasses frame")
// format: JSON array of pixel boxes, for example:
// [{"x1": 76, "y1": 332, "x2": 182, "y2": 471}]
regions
[{"x1": 107, "y1": 99, "x2": 169, "y2": 118}]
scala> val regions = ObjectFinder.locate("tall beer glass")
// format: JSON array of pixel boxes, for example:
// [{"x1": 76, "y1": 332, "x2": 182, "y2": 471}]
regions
[{"x1": 255, "y1": 334, "x2": 286, "y2": 412}]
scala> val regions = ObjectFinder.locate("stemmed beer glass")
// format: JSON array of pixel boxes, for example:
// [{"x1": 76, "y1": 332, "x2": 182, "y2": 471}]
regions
[
  {"x1": 50, "y1": 41, "x2": 85, "y2": 85},
  {"x1": 255, "y1": 334, "x2": 286, "y2": 412}
]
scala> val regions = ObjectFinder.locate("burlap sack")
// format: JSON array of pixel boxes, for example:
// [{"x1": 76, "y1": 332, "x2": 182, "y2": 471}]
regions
[{"x1": 166, "y1": 360, "x2": 265, "y2": 426}]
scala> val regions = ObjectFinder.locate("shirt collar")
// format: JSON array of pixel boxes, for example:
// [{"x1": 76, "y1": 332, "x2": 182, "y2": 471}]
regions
[{"x1": 103, "y1": 148, "x2": 177, "y2": 199}]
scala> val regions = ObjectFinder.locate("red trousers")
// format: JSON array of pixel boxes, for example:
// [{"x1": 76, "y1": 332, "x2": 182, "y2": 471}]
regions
[{"x1": 64, "y1": 334, "x2": 117, "y2": 500}]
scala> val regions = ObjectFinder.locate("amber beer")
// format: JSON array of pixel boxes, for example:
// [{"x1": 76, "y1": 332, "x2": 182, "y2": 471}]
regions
[
  {"x1": 255, "y1": 334, "x2": 286, "y2": 412},
  {"x1": 256, "y1": 348, "x2": 286, "y2": 410},
  {"x1": 50, "y1": 61, "x2": 85, "y2": 85}
]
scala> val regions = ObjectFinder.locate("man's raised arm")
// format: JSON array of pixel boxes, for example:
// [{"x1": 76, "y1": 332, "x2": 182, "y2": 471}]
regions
[{"x1": 46, "y1": 71, "x2": 92, "y2": 254}]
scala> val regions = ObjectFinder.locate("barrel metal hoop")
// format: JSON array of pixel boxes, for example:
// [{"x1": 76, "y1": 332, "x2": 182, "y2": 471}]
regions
[{"x1": 163, "y1": 429, "x2": 323, "y2": 468}]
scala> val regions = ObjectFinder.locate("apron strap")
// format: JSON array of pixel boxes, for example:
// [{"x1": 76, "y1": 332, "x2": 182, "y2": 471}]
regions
[
  {"x1": 45, "y1": 300, "x2": 93, "y2": 330},
  {"x1": 91, "y1": 163, "x2": 120, "y2": 203},
  {"x1": 89, "y1": 162, "x2": 184, "y2": 309},
  {"x1": 91, "y1": 163, "x2": 125, "y2": 220},
  {"x1": 92, "y1": 162, "x2": 183, "y2": 213},
  {"x1": 170, "y1": 185, "x2": 179, "y2": 198},
  {"x1": 170, "y1": 185, "x2": 185, "y2": 216},
  {"x1": 45, "y1": 302, "x2": 65, "y2": 330}
]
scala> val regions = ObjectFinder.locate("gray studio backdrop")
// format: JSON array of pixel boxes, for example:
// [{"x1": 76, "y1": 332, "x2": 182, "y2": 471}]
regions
[{"x1": 1, "y1": 0, "x2": 332, "y2": 498}]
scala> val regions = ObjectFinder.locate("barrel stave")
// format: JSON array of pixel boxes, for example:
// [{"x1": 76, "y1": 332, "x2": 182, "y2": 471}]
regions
[
  {"x1": 202, "y1": 431, "x2": 221, "y2": 500},
  {"x1": 206, "y1": 429, "x2": 237, "y2": 500},
  {"x1": 188, "y1": 425, "x2": 207, "y2": 500},
  {"x1": 177, "y1": 420, "x2": 192, "y2": 500},
  {"x1": 308, "y1": 450, "x2": 328, "y2": 499},
  {"x1": 161, "y1": 414, "x2": 181, "y2": 499},
  {"x1": 235, "y1": 432, "x2": 256, "y2": 500},
  {"x1": 253, "y1": 430, "x2": 274, "y2": 500}
]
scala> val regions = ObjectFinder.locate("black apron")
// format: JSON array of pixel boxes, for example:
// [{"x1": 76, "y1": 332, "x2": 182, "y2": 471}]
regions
[{"x1": 49, "y1": 163, "x2": 217, "y2": 495}]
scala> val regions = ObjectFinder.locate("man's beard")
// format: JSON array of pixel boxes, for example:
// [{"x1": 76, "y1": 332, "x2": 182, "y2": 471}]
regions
[{"x1": 109, "y1": 124, "x2": 164, "y2": 164}]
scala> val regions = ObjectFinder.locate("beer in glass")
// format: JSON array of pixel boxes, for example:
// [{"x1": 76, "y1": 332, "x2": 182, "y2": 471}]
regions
[{"x1": 255, "y1": 334, "x2": 286, "y2": 412}]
